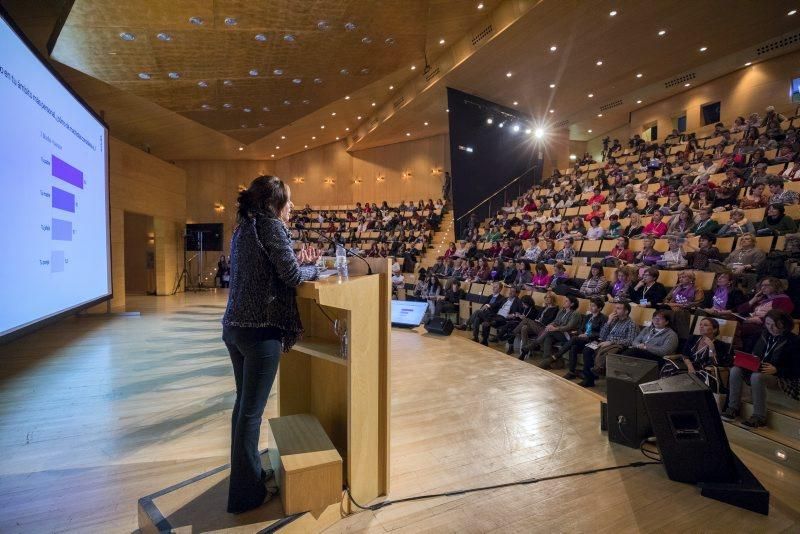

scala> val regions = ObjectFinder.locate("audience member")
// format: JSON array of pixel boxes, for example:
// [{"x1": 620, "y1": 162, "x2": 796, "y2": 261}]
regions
[
  {"x1": 531, "y1": 296, "x2": 582, "y2": 367},
  {"x1": 621, "y1": 310, "x2": 679, "y2": 363},
  {"x1": 556, "y1": 297, "x2": 608, "y2": 379},
  {"x1": 580, "y1": 302, "x2": 639, "y2": 387},
  {"x1": 628, "y1": 267, "x2": 667, "y2": 306}
]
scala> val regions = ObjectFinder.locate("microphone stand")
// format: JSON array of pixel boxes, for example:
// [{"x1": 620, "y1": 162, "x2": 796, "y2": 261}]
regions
[{"x1": 295, "y1": 223, "x2": 373, "y2": 275}]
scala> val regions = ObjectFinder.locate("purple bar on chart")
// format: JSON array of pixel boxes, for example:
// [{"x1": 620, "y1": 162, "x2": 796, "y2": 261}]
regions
[
  {"x1": 51, "y1": 155, "x2": 84, "y2": 189},
  {"x1": 51, "y1": 250, "x2": 65, "y2": 273},
  {"x1": 51, "y1": 187, "x2": 75, "y2": 213},
  {"x1": 52, "y1": 218, "x2": 73, "y2": 241}
]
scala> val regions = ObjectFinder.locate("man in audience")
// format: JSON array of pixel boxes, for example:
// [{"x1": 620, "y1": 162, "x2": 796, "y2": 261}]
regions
[
  {"x1": 476, "y1": 286, "x2": 523, "y2": 346},
  {"x1": 768, "y1": 178, "x2": 799, "y2": 205},
  {"x1": 688, "y1": 207, "x2": 721, "y2": 236},
  {"x1": 437, "y1": 280, "x2": 465, "y2": 320},
  {"x1": 555, "y1": 237, "x2": 576, "y2": 264},
  {"x1": 580, "y1": 302, "x2": 638, "y2": 387},
  {"x1": 536, "y1": 296, "x2": 582, "y2": 369},
  {"x1": 466, "y1": 282, "x2": 505, "y2": 340},
  {"x1": 523, "y1": 237, "x2": 542, "y2": 262}
]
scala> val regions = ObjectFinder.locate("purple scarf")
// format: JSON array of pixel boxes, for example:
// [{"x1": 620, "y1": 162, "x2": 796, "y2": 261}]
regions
[{"x1": 671, "y1": 284, "x2": 696, "y2": 304}]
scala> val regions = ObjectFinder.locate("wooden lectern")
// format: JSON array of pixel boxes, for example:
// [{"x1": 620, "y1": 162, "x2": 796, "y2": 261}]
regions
[{"x1": 278, "y1": 257, "x2": 391, "y2": 505}]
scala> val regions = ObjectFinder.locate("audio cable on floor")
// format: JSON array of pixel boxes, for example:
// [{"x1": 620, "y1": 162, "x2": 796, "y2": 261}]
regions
[{"x1": 344, "y1": 457, "x2": 661, "y2": 514}]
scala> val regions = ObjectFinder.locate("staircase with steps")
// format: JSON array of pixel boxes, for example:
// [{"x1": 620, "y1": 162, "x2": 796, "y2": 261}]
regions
[{"x1": 419, "y1": 210, "x2": 455, "y2": 269}]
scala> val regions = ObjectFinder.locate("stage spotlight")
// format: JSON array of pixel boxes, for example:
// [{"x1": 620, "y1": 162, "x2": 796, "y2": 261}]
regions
[
  {"x1": 525, "y1": 128, "x2": 532, "y2": 134},
  {"x1": 486, "y1": 117, "x2": 493, "y2": 124},
  {"x1": 512, "y1": 124, "x2": 520, "y2": 132},
  {"x1": 534, "y1": 128, "x2": 544, "y2": 139},
  {"x1": 498, "y1": 122, "x2": 505, "y2": 128}
]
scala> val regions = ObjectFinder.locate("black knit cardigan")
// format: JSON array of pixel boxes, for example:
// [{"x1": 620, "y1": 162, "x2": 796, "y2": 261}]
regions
[{"x1": 222, "y1": 213, "x2": 318, "y2": 351}]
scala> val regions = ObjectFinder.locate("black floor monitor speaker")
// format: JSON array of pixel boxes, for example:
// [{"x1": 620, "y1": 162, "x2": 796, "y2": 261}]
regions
[
  {"x1": 640, "y1": 373, "x2": 769, "y2": 515},
  {"x1": 424, "y1": 317, "x2": 454, "y2": 336},
  {"x1": 606, "y1": 354, "x2": 659, "y2": 448}
]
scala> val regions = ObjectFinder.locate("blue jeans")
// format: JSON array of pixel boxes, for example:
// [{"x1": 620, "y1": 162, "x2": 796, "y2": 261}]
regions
[{"x1": 223, "y1": 326, "x2": 283, "y2": 513}]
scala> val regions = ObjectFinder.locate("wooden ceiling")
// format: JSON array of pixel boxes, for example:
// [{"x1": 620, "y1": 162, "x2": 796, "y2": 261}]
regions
[{"x1": 2, "y1": 0, "x2": 798, "y2": 161}]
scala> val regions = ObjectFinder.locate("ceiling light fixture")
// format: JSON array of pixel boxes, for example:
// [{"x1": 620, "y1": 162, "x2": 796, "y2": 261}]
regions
[
  {"x1": 596, "y1": 59, "x2": 603, "y2": 66},
  {"x1": 138, "y1": 72, "x2": 151, "y2": 80},
  {"x1": 320, "y1": 125, "x2": 325, "y2": 129},
  {"x1": 588, "y1": 93, "x2": 594, "y2": 98},
  {"x1": 411, "y1": 65, "x2": 416, "y2": 70},
  {"x1": 745, "y1": 62, "x2": 752, "y2": 66},
  {"x1": 550, "y1": 45, "x2": 557, "y2": 52},
  {"x1": 189, "y1": 16, "x2": 204, "y2": 26},
  {"x1": 609, "y1": 10, "x2": 618, "y2": 16},
  {"x1": 197, "y1": 80, "x2": 208, "y2": 87},
  {"x1": 360, "y1": 67, "x2": 370, "y2": 75},
  {"x1": 597, "y1": 113, "x2": 603, "y2": 117},
  {"x1": 406, "y1": 132, "x2": 411, "y2": 136},
  {"x1": 389, "y1": 85, "x2": 394, "y2": 90},
  {"x1": 534, "y1": 128, "x2": 544, "y2": 139},
  {"x1": 275, "y1": 145, "x2": 280, "y2": 150},
  {"x1": 312, "y1": 136, "x2": 316, "y2": 140},
  {"x1": 317, "y1": 20, "x2": 331, "y2": 31},
  {"x1": 549, "y1": 83, "x2": 556, "y2": 88},
  {"x1": 281, "y1": 135, "x2": 286, "y2": 140},
  {"x1": 262, "y1": 106, "x2": 270, "y2": 111},
  {"x1": 789, "y1": 9, "x2": 797, "y2": 15},
  {"x1": 340, "y1": 68, "x2": 349, "y2": 75},
  {"x1": 385, "y1": 37, "x2": 396, "y2": 45},
  {"x1": 588, "y1": 129, "x2": 593, "y2": 133},
  {"x1": 525, "y1": 128, "x2": 531, "y2": 134},
  {"x1": 271, "y1": 154, "x2": 275, "y2": 158},
  {"x1": 336, "y1": 137, "x2": 340, "y2": 140},
  {"x1": 439, "y1": 38, "x2": 445, "y2": 45},
  {"x1": 487, "y1": 118, "x2": 493, "y2": 124},
  {"x1": 119, "y1": 32, "x2": 135, "y2": 41},
  {"x1": 684, "y1": 82, "x2": 691, "y2": 87},
  {"x1": 345, "y1": 95, "x2": 350, "y2": 100},
  {"x1": 313, "y1": 78, "x2": 323, "y2": 84},
  {"x1": 506, "y1": 71, "x2": 513, "y2": 77},
  {"x1": 283, "y1": 34, "x2": 296, "y2": 42},
  {"x1": 657, "y1": 29, "x2": 666, "y2": 36},
  {"x1": 357, "y1": 115, "x2": 362, "y2": 120},
  {"x1": 255, "y1": 33, "x2": 267, "y2": 41},
  {"x1": 498, "y1": 122, "x2": 505, "y2": 128},
  {"x1": 699, "y1": 46, "x2": 708, "y2": 52},
  {"x1": 223, "y1": 80, "x2": 233, "y2": 86},
  {"x1": 331, "y1": 112, "x2": 336, "y2": 116},
  {"x1": 636, "y1": 99, "x2": 642, "y2": 104},
  {"x1": 371, "y1": 102, "x2": 376, "y2": 106},
  {"x1": 243, "y1": 107, "x2": 251, "y2": 113},
  {"x1": 361, "y1": 36, "x2": 372, "y2": 44},
  {"x1": 238, "y1": 146, "x2": 243, "y2": 151},
  {"x1": 344, "y1": 22, "x2": 357, "y2": 31},
  {"x1": 224, "y1": 17, "x2": 237, "y2": 26},
  {"x1": 273, "y1": 68, "x2": 284, "y2": 75},
  {"x1": 249, "y1": 69, "x2": 259, "y2": 76},
  {"x1": 636, "y1": 73, "x2": 643, "y2": 78},
  {"x1": 549, "y1": 109, "x2": 555, "y2": 113},
  {"x1": 513, "y1": 101, "x2": 518, "y2": 106},
  {"x1": 477, "y1": 3, "x2": 484, "y2": 9},
  {"x1": 345, "y1": 127, "x2": 350, "y2": 131},
  {"x1": 156, "y1": 32, "x2": 172, "y2": 42},
  {"x1": 304, "y1": 145, "x2": 308, "y2": 148},
  {"x1": 512, "y1": 124, "x2": 520, "y2": 132},
  {"x1": 424, "y1": 121, "x2": 429, "y2": 126},
  {"x1": 168, "y1": 72, "x2": 180, "y2": 79},
  {"x1": 292, "y1": 78, "x2": 302, "y2": 84},
  {"x1": 223, "y1": 103, "x2": 232, "y2": 109},
  {"x1": 283, "y1": 100, "x2": 291, "y2": 105}
]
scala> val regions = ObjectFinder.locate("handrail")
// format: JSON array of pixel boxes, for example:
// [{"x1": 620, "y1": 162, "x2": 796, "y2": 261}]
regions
[{"x1": 455, "y1": 166, "x2": 536, "y2": 222}]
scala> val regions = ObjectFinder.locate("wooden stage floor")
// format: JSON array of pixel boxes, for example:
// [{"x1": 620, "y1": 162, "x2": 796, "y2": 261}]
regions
[{"x1": 0, "y1": 291, "x2": 798, "y2": 533}]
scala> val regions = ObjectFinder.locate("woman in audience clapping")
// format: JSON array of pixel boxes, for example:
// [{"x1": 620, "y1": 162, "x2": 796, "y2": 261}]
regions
[{"x1": 723, "y1": 309, "x2": 800, "y2": 428}]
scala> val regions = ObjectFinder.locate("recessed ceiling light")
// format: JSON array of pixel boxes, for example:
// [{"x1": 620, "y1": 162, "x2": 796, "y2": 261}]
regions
[
  {"x1": 588, "y1": 129, "x2": 593, "y2": 133},
  {"x1": 371, "y1": 102, "x2": 376, "y2": 107},
  {"x1": 360, "y1": 67, "x2": 370, "y2": 76},
  {"x1": 424, "y1": 121, "x2": 429, "y2": 126},
  {"x1": 344, "y1": 22, "x2": 357, "y2": 31},
  {"x1": 255, "y1": 33, "x2": 267, "y2": 42},
  {"x1": 550, "y1": 45, "x2": 557, "y2": 52},
  {"x1": 275, "y1": 146, "x2": 280, "y2": 150},
  {"x1": 789, "y1": 9, "x2": 797, "y2": 15},
  {"x1": 223, "y1": 103, "x2": 232, "y2": 109},
  {"x1": 243, "y1": 107, "x2": 252, "y2": 113},
  {"x1": 525, "y1": 128, "x2": 532, "y2": 134},
  {"x1": 657, "y1": 29, "x2": 666, "y2": 36},
  {"x1": 512, "y1": 124, "x2": 520, "y2": 132},
  {"x1": 283, "y1": 100, "x2": 291, "y2": 105},
  {"x1": 498, "y1": 122, "x2": 504, "y2": 128},
  {"x1": 340, "y1": 68, "x2": 349, "y2": 75},
  {"x1": 292, "y1": 78, "x2": 302, "y2": 84},
  {"x1": 361, "y1": 36, "x2": 372, "y2": 44},
  {"x1": 312, "y1": 136, "x2": 316, "y2": 140},
  {"x1": 411, "y1": 65, "x2": 416, "y2": 70},
  {"x1": 636, "y1": 99, "x2": 642, "y2": 104},
  {"x1": 597, "y1": 113, "x2": 603, "y2": 117},
  {"x1": 549, "y1": 83, "x2": 556, "y2": 88},
  {"x1": 138, "y1": 72, "x2": 151, "y2": 80},
  {"x1": 168, "y1": 72, "x2": 180, "y2": 79},
  {"x1": 385, "y1": 37, "x2": 396, "y2": 46},
  {"x1": 320, "y1": 125, "x2": 325, "y2": 129},
  {"x1": 345, "y1": 127, "x2": 350, "y2": 131},
  {"x1": 439, "y1": 38, "x2": 445, "y2": 45},
  {"x1": 156, "y1": 32, "x2": 172, "y2": 42},
  {"x1": 336, "y1": 137, "x2": 340, "y2": 140},
  {"x1": 280, "y1": 135, "x2": 286, "y2": 140},
  {"x1": 249, "y1": 69, "x2": 259, "y2": 76},
  {"x1": 513, "y1": 101, "x2": 518, "y2": 105},
  {"x1": 201, "y1": 104, "x2": 212, "y2": 110},
  {"x1": 389, "y1": 85, "x2": 394, "y2": 90},
  {"x1": 745, "y1": 62, "x2": 752, "y2": 66},
  {"x1": 357, "y1": 116, "x2": 362, "y2": 120},
  {"x1": 262, "y1": 106, "x2": 270, "y2": 111},
  {"x1": 238, "y1": 146, "x2": 244, "y2": 151},
  {"x1": 241, "y1": 124, "x2": 247, "y2": 128},
  {"x1": 446, "y1": 108, "x2": 450, "y2": 112},
  {"x1": 684, "y1": 83, "x2": 691, "y2": 87},
  {"x1": 588, "y1": 93, "x2": 594, "y2": 98},
  {"x1": 119, "y1": 32, "x2": 135, "y2": 41},
  {"x1": 406, "y1": 132, "x2": 411, "y2": 136},
  {"x1": 305, "y1": 145, "x2": 308, "y2": 148},
  {"x1": 273, "y1": 68, "x2": 284, "y2": 75},
  {"x1": 197, "y1": 80, "x2": 208, "y2": 87},
  {"x1": 271, "y1": 154, "x2": 275, "y2": 158},
  {"x1": 477, "y1": 2, "x2": 484, "y2": 9},
  {"x1": 636, "y1": 73, "x2": 643, "y2": 78},
  {"x1": 596, "y1": 60, "x2": 603, "y2": 66},
  {"x1": 313, "y1": 78, "x2": 323, "y2": 84},
  {"x1": 331, "y1": 112, "x2": 336, "y2": 116},
  {"x1": 283, "y1": 34, "x2": 296, "y2": 42},
  {"x1": 506, "y1": 71, "x2": 513, "y2": 78},
  {"x1": 224, "y1": 17, "x2": 237, "y2": 26},
  {"x1": 317, "y1": 20, "x2": 331, "y2": 31},
  {"x1": 189, "y1": 16, "x2": 204, "y2": 26},
  {"x1": 609, "y1": 10, "x2": 618, "y2": 16},
  {"x1": 345, "y1": 95, "x2": 350, "y2": 100},
  {"x1": 487, "y1": 118, "x2": 494, "y2": 124},
  {"x1": 699, "y1": 46, "x2": 708, "y2": 52},
  {"x1": 549, "y1": 109, "x2": 555, "y2": 113}
]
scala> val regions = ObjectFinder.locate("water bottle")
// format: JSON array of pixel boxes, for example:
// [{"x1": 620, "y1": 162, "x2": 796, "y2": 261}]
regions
[{"x1": 335, "y1": 244, "x2": 349, "y2": 282}]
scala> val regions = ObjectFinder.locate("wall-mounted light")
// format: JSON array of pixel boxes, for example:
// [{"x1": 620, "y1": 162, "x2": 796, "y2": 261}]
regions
[
  {"x1": 147, "y1": 232, "x2": 155, "y2": 244},
  {"x1": 238, "y1": 184, "x2": 247, "y2": 192},
  {"x1": 352, "y1": 177, "x2": 363, "y2": 184},
  {"x1": 431, "y1": 167, "x2": 443, "y2": 176},
  {"x1": 214, "y1": 202, "x2": 225, "y2": 212},
  {"x1": 401, "y1": 170, "x2": 413, "y2": 180},
  {"x1": 293, "y1": 176, "x2": 305, "y2": 184},
  {"x1": 376, "y1": 174, "x2": 385, "y2": 182},
  {"x1": 324, "y1": 177, "x2": 336, "y2": 185}
]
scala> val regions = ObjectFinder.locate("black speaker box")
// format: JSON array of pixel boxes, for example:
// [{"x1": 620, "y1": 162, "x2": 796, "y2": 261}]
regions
[
  {"x1": 606, "y1": 354, "x2": 659, "y2": 448},
  {"x1": 424, "y1": 317, "x2": 454, "y2": 336}
]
